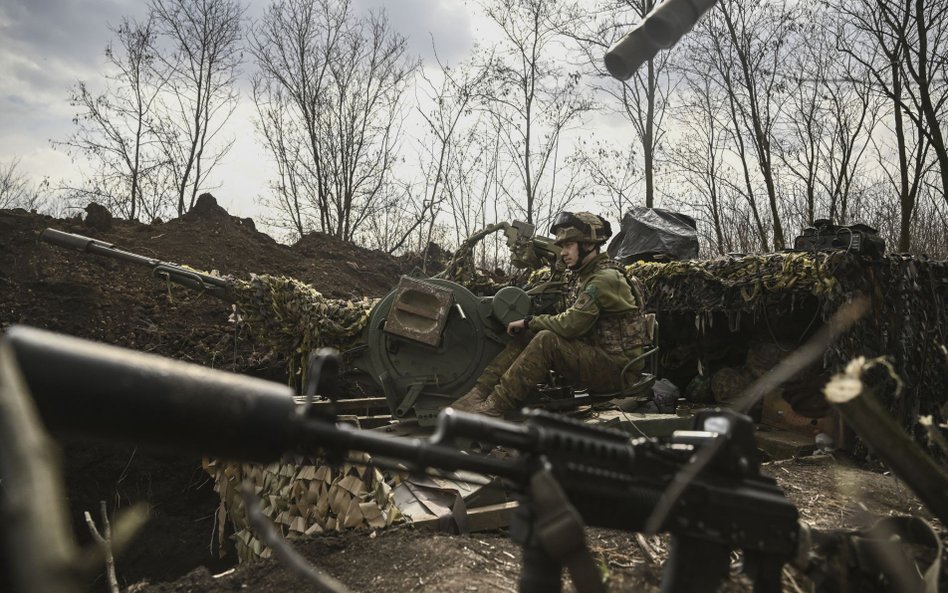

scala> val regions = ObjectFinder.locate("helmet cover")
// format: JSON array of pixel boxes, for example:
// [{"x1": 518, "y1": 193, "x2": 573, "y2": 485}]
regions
[{"x1": 549, "y1": 211, "x2": 612, "y2": 246}]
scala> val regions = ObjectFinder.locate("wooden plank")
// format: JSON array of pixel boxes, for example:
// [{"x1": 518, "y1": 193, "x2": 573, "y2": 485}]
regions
[{"x1": 409, "y1": 501, "x2": 519, "y2": 532}]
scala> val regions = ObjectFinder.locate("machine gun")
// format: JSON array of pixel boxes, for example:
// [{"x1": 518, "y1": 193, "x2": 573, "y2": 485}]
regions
[
  {"x1": 3, "y1": 325, "x2": 802, "y2": 593},
  {"x1": 5, "y1": 326, "x2": 942, "y2": 593}
]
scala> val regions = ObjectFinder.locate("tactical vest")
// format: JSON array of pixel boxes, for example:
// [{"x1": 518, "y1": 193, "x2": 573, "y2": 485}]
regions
[{"x1": 569, "y1": 258, "x2": 649, "y2": 357}]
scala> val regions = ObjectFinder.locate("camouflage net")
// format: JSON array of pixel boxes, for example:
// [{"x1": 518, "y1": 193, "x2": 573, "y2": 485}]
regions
[
  {"x1": 204, "y1": 453, "x2": 402, "y2": 562},
  {"x1": 625, "y1": 252, "x2": 948, "y2": 432},
  {"x1": 212, "y1": 276, "x2": 401, "y2": 562},
  {"x1": 435, "y1": 222, "x2": 566, "y2": 295},
  {"x1": 625, "y1": 251, "x2": 855, "y2": 311},
  {"x1": 230, "y1": 274, "x2": 378, "y2": 383}
]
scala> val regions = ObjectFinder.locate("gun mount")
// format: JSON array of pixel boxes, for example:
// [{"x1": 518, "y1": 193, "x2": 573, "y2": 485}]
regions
[{"x1": 351, "y1": 275, "x2": 530, "y2": 424}]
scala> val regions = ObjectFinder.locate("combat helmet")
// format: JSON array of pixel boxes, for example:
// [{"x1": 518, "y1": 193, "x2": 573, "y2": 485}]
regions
[{"x1": 549, "y1": 211, "x2": 612, "y2": 246}]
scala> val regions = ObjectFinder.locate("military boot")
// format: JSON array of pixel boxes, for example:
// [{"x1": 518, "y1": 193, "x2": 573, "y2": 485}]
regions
[
  {"x1": 449, "y1": 384, "x2": 490, "y2": 412},
  {"x1": 456, "y1": 394, "x2": 508, "y2": 417}
]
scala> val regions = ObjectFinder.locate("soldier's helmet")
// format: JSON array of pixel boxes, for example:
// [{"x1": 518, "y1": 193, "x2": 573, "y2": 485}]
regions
[{"x1": 549, "y1": 211, "x2": 612, "y2": 246}]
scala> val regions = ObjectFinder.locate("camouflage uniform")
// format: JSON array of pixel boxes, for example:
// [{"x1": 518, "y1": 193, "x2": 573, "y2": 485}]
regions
[{"x1": 467, "y1": 253, "x2": 648, "y2": 414}]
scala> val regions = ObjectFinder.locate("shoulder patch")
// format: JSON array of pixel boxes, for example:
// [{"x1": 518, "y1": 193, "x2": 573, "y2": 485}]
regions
[
  {"x1": 577, "y1": 284, "x2": 601, "y2": 310},
  {"x1": 574, "y1": 291, "x2": 596, "y2": 310}
]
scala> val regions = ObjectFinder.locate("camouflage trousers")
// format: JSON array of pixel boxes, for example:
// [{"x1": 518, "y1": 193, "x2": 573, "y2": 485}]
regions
[{"x1": 476, "y1": 330, "x2": 642, "y2": 410}]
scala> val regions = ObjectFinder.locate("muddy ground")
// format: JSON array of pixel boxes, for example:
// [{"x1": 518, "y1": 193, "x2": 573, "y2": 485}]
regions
[{"x1": 0, "y1": 200, "x2": 943, "y2": 593}]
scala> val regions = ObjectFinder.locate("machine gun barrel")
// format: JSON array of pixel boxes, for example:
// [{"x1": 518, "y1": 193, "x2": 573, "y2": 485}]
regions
[
  {"x1": 40, "y1": 228, "x2": 232, "y2": 301},
  {"x1": 605, "y1": 0, "x2": 719, "y2": 80},
  {"x1": 5, "y1": 325, "x2": 528, "y2": 480}
]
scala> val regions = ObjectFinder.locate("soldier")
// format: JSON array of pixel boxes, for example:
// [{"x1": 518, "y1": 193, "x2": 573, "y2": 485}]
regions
[{"x1": 451, "y1": 211, "x2": 649, "y2": 417}]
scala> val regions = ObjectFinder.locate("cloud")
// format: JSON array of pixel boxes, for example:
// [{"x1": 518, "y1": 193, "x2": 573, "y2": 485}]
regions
[
  {"x1": 1, "y1": 0, "x2": 146, "y2": 83},
  {"x1": 353, "y1": 0, "x2": 475, "y2": 64},
  {"x1": 0, "y1": 0, "x2": 145, "y2": 172}
]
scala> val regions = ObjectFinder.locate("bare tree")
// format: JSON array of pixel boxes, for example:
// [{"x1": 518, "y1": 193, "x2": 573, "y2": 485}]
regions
[
  {"x1": 693, "y1": 0, "x2": 802, "y2": 250},
  {"x1": 666, "y1": 72, "x2": 731, "y2": 255},
  {"x1": 390, "y1": 51, "x2": 495, "y2": 258},
  {"x1": 250, "y1": 0, "x2": 417, "y2": 242},
  {"x1": 565, "y1": 0, "x2": 675, "y2": 208},
  {"x1": 831, "y1": 0, "x2": 947, "y2": 250},
  {"x1": 58, "y1": 16, "x2": 170, "y2": 221},
  {"x1": 910, "y1": 186, "x2": 948, "y2": 256},
  {"x1": 150, "y1": 0, "x2": 244, "y2": 216},
  {"x1": 445, "y1": 110, "x2": 508, "y2": 249},
  {"x1": 775, "y1": 11, "x2": 881, "y2": 230},
  {"x1": 475, "y1": 0, "x2": 592, "y2": 227},
  {"x1": 571, "y1": 140, "x2": 637, "y2": 221},
  {"x1": 0, "y1": 158, "x2": 48, "y2": 212}
]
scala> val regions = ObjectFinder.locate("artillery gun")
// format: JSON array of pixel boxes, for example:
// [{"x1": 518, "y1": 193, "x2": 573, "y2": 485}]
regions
[{"x1": 39, "y1": 223, "x2": 576, "y2": 426}]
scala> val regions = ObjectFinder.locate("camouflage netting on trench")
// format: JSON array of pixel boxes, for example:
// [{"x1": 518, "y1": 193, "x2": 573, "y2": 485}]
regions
[
  {"x1": 215, "y1": 276, "x2": 405, "y2": 562},
  {"x1": 229, "y1": 274, "x2": 378, "y2": 383},
  {"x1": 625, "y1": 252, "x2": 948, "y2": 429},
  {"x1": 204, "y1": 453, "x2": 402, "y2": 562}
]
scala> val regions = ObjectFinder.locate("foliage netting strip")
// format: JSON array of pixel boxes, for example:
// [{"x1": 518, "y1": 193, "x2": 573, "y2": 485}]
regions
[
  {"x1": 229, "y1": 252, "x2": 946, "y2": 433},
  {"x1": 627, "y1": 252, "x2": 948, "y2": 431},
  {"x1": 230, "y1": 274, "x2": 378, "y2": 384}
]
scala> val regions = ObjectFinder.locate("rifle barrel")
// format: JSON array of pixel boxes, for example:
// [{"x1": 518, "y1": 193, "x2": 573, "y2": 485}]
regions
[
  {"x1": 4, "y1": 325, "x2": 528, "y2": 480},
  {"x1": 7, "y1": 325, "x2": 294, "y2": 462}
]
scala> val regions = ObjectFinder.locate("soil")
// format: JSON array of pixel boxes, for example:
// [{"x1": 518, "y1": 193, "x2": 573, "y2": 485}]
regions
[{"x1": 0, "y1": 199, "x2": 944, "y2": 593}]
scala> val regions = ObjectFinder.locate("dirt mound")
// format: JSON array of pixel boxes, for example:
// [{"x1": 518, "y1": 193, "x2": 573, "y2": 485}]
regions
[
  {"x1": 291, "y1": 231, "x2": 414, "y2": 299},
  {"x1": 0, "y1": 197, "x2": 408, "y2": 363}
]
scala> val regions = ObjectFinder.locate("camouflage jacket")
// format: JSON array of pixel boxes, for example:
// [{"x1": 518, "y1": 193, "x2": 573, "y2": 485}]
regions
[{"x1": 529, "y1": 253, "x2": 648, "y2": 364}]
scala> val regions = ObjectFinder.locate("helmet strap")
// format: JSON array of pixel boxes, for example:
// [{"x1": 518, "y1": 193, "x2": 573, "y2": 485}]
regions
[{"x1": 572, "y1": 243, "x2": 598, "y2": 270}]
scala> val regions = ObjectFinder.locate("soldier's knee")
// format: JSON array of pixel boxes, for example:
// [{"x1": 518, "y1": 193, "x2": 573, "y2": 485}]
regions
[
  {"x1": 527, "y1": 330, "x2": 566, "y2": 355},
  {"x1": 533, "y1": 329, "x2": 557, "y2": 347}
]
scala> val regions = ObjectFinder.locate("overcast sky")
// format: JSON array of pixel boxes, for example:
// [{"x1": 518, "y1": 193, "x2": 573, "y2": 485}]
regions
[{"x1": 0, "y1": 0, "x2": 481, "y2": 218}]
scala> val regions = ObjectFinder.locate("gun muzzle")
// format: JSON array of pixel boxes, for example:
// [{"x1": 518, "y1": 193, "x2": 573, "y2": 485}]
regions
[
  {"x1": 4, "y1": 325, "x2": 297, "y2": 462},
  {"x1": 40, "y1": 227, "x2": 115, "y2": 252},
  {"x1": 604, "y1": 0, "x2": 719, "y2": 80}
]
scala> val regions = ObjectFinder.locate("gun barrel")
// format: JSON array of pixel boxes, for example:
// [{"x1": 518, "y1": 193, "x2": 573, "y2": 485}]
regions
[
  {"x1": 6, "y1": 325, "x2": 296, "y2": 462},
  {"x1": 41, "y1": 228, "x2": 232, "y2": 300},
  {"x1": 41, "y1": 228, "x2": 160, "y2": 268},
  {"x1": 4, "y1": 325, "x2": 529, "y2": 480},
  {"x1": 604, "y1": 0, "x2": 719, "y2": 80}
]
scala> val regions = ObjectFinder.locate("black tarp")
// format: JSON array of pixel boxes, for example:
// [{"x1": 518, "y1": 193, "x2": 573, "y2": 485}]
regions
[{"x1": 607, "y1": 207, "x2": 699, "y2": 263}]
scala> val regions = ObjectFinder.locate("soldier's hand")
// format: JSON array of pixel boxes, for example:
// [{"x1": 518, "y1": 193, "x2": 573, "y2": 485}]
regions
[{"x1": 507, "y1": 319, "x2": 527, "y2": 336}]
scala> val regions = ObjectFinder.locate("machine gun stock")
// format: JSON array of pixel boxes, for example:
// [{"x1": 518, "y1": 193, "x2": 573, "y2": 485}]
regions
[
  {"x1": 40, "y1": 228, "x2": 232, "y2": 301},
  {"x1": 4, "y1": 325, "x2": 805, "y2": 593}
]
